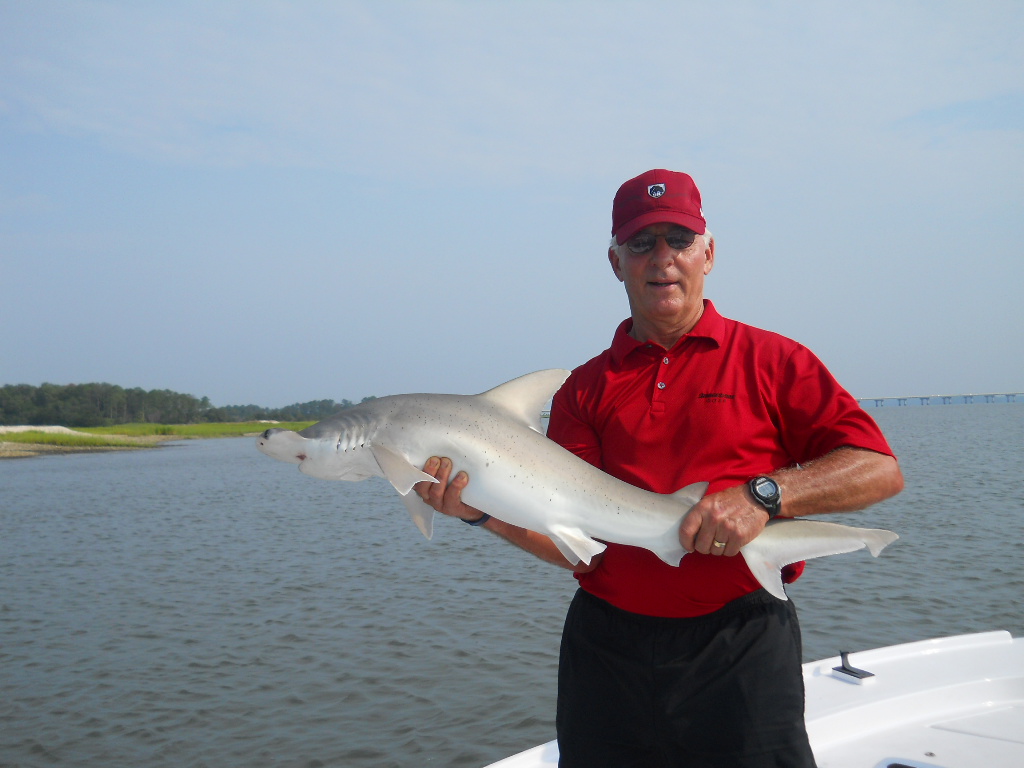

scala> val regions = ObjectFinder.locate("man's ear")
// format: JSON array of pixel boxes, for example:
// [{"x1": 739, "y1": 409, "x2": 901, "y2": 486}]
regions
[
  {"x1": 608, "y1": 247, "x2": 624, "y2": 281},
  {"x1": 703, "y1": 236, "x2": 715, "y2": 275}
]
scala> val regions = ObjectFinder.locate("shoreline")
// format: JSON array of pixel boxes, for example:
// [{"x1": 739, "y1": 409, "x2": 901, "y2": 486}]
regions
[
  {"x1": 0, "y1": 437, "x2": 181, "y2": 460},
  {"x1": 0, "y1": 427, "x2": 183, "y2": 460},
  {"x1": 0, "y1": 442, "x2": 165, "y2": 459},
  {"x1": 0, "y1": 422, "x2": 307, "y2": 460}
]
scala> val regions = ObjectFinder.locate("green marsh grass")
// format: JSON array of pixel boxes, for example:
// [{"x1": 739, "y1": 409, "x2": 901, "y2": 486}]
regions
[
  {"x1": 1, "y1": 423, "x2": 316, "y2": 457},
  {"x1": 78, "y1": 422, "x2": 315, "y2": 438}
]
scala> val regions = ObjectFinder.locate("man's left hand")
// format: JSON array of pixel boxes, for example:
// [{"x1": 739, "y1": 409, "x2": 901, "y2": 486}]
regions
[{"x1": 678, "y1": 484, "x2": 769, "y2": 557}]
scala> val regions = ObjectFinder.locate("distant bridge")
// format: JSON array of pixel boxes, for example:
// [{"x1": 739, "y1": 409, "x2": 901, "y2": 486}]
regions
[
  {"x1": 858, "y1": 393, "x2": 1022, "y2": 407},
  {"x1": 539, "y1": 392, "x2": 1022, "y2": 417}
]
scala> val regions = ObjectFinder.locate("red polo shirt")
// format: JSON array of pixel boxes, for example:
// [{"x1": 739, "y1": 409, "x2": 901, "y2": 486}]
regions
[{"x1": 548, "y1": 300, "x2": 894, "y2": 617}]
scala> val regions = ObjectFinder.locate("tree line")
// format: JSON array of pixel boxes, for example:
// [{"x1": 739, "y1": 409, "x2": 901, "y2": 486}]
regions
[{"x1": 0, "y1": 382, "x2": 372, "y2": 427}]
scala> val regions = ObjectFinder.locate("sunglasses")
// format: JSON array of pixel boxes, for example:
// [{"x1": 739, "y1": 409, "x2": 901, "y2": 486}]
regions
[{"x1": 625, "y1": 229, "x2": 698, "y2": 254}]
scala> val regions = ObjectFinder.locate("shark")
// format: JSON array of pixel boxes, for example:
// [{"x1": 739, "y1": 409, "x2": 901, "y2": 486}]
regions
[{"x1": 256, "y1": 369, "x2": 898, "y2": 600}]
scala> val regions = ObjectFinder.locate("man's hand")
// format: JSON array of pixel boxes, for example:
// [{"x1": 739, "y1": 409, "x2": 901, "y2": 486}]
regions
[
  {"x1": 678, "y1": 484, "x2": 769, "y2": 557},
  {"x1": 414, "y1": 457, "x2": 600, "y2": 571},
  {"x1": 414, "y1": 456, "x2": 486, "y2": 522},
  {"x1": 679, "y1": 448, "x2": 905, "y2": 557}
]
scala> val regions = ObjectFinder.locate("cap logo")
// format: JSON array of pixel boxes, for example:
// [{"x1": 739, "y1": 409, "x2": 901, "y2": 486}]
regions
[{"x1": 647, "y1": 183, "x2": 666, "y2": 198}]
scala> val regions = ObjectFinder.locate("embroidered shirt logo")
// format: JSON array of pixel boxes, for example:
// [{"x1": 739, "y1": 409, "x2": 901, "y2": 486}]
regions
[
  {"x1": 698, "y1": 392, "x2": 735, "y2": 403},
  {"x1": 647, "y1": 183, "x2": 666, "y2": 198}
]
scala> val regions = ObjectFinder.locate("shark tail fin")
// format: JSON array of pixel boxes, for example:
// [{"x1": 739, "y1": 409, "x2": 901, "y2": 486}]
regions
[
  {"x1": 740, "y1": 520, "x2": 901, "y2": 602},
  {"x1": 477, "y1": 369, "x2": 571, "y2": 433},
  {"x1": 743, "y1": 558, "x2": 790, "y2": 601}
]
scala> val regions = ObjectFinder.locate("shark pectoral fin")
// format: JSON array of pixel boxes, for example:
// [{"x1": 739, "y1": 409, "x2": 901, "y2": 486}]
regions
[
  {"x1": 547, "y1": 525, "x2": 606, "y2": 566},
  {"x1": 400, "y1": 491, "x2": 435, "y2": 540},
  {"x1": 370, "y1": 443, "x2": 438, "y2": 538},
  {"x1": 369, "y1": 444, "x2": 438, "y2": 495}
]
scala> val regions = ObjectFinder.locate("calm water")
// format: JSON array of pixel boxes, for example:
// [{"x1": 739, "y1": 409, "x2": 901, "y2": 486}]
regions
[{"x1": 1, "y1": 404, "x2": 1022, "y2": 767}]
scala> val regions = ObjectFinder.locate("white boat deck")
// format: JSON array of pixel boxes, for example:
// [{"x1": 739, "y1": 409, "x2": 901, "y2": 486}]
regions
[
  {"x1": 805, "y1": 631, "x2": 1024, "y2": 767},
  {"x1": 486, "y1": 631, "x2": 1024, "y2": 768}
]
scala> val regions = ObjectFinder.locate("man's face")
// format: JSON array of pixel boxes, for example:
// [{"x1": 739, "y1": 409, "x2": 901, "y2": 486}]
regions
[{"x1": 608, "y1": 222, "x2": 714, "y2": 339}]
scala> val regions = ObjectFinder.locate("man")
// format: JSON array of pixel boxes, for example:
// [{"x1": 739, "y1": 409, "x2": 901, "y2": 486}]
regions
[{"x1": 416, "y1": 169, "x2": 904, "y2": 767}]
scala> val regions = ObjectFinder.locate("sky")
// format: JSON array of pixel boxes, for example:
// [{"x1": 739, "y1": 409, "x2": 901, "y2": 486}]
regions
[{"x1": 1, "y1": 0, "x2": 1022, "y2": 408}]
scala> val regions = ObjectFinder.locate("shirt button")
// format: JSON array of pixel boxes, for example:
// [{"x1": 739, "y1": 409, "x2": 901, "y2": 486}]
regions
[
  {"x1": 657, "y1": 382, "x2": 666, "y2": 390},
  {"x1": 662, "y1": 357, "x2": 670, "y2": 364}
]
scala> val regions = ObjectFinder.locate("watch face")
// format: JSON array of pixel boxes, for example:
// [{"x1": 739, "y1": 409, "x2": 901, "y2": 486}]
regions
[{"x1": 755, "y1": 478, "x2": 779, "y2": 498}]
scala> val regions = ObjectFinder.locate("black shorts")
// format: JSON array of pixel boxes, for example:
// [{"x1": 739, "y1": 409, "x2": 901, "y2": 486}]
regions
[{"x1": 556, "y1": 589, "x2": 816, "y2": 768}]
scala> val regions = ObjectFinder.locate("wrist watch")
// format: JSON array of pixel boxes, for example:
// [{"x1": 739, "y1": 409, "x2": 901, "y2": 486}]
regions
[{"x1": 748, "y1": 476, "x2": 782, "y2": 519}]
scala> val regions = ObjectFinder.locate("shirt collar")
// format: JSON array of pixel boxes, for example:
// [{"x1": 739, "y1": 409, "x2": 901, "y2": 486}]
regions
[{"x1": 609, "y1": 300, "x2": 724, "y2": 365}]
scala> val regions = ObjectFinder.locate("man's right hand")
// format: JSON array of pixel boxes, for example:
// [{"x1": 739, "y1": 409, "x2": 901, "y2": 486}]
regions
[
  {"x1": 415, "y1": 456, "x2": 487, "y2": 523},
  {"x1": 415, "y1": 456, "x2": 602, "y2": 573}
]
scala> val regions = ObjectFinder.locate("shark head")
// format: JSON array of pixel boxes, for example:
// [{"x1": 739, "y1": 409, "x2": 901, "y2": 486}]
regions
[
  {"x1": 256, "y1": 421, "x2": 405, "y2": 484},
  {"x1": 256, "y1": 428, "x2": 308, "y2": 465}
]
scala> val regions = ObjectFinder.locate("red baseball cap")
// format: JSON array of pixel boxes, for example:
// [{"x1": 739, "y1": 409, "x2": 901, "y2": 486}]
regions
[{"x1": 611, "y1": 169, "x2": 706, "y2": 242}]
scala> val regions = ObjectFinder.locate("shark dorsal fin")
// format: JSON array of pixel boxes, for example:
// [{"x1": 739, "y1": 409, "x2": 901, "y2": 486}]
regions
[{"x1": 477, "y1": 369, "x2": 571, "y2": 433}]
